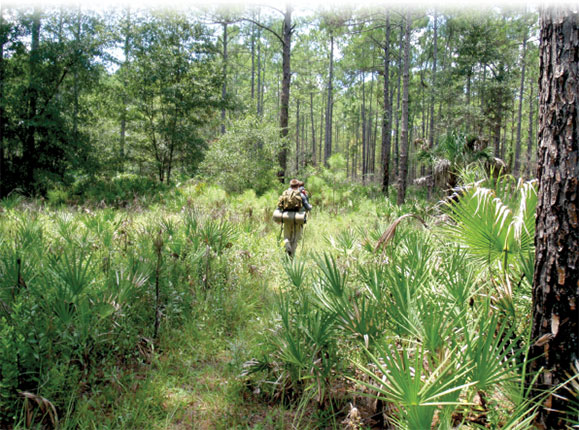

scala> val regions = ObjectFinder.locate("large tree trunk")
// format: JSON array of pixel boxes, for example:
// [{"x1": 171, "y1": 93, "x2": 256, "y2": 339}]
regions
[
  {"x1": 221, "y1": 22, "x2": 228, "y2": 135},
  {"x1": 514, "y1": 31, "x2": 527, "y2": 177},
  {"x1": 493, "y1": 118, "x2": 501, "y2": 159},
  {"x1": 319, "y1": 98, "x2": 324, "y2": 165},
  {"x1": 73, "y1": 6, "x2": 81, "y2": 145},
  {"x1": 310, "y1": 92, "x2": 316, "y2": 165},
  {"x1": 373, "y1": 110, "x2": 378, "y2": 178},
  {"x1": 427, "y1": 10, "x2": 437, "y2": 199},
  {"x1": 394, "y1": 25, "x2": 403, "y2": 179},
  {"x1": 381, "y1": 11, "x2": 392, "y2": 195},
  {"x1": 300, "y1": 112, "x2": 311, "y2": 167},
  {"x1": 119, "y1": 7, "x2": 131, "y2": 171},
  {"x1": 361, "y1": 74, "x2": 367, "y2": 183},
  {"x1": 278, "y1": 6, "x2": 292, "y2": 182},
  {"x1": 526, "y1": 78, "x2": 535, "y2": 178},
  {"x1": 251, "y1": 22, "x2": 255, "y2": 100},
  {"x1": 256, "y1": 27, "x2": 262, "y2": 116},
  {"x1": 25, "y1": 8, "x2": 41, "y2": 191},
  {"x1": 0, "y1": 4, "x2": 6, "y2": 198},
  {"x1": 324, "y1": 34, "x2": 334, "y2": 166},
  {"x1": 368, "y1": 70, "x2": 375, "y2": 178},
  {"x1": 295, "y1": 98, "x2": 299, "y2": 173},
  {"x1": 397, "y1": 11, "x2": 411, "y2": 205},
  {"x1": 530, "y1": 8, "x2": 578, "y2": 429}
]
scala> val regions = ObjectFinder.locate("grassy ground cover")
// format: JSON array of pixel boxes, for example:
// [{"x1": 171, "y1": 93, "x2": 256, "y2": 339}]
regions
[{"x1": 0, "y1": 172, "x2": 549, "y2": 429}]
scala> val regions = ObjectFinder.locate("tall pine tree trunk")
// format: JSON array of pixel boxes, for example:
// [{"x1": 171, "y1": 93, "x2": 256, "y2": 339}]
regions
[
  {"x1": 324, "y1": 34, "x2": 334, "y2": 166},
  {"x1": 526, "y1": 79, "x2": 535, "y2": 178},
  {"x1": 397, "y1": 11, "x2": 411, "y2": 205},
  {"x1": 25, "y1": 8, "x2": 41, "y2": 191},
  {"x1": 381, "y1": 11, "x2": 392, "y2": 195},
  {"x1": 427, "y1": 10, "x2": 437, "y2": 199},
  {"x1": 278, "y1": 6, "x2": 292, "y2": 181},
  {"x1": 530, "y1": 8, "x2": 578, "y2": 429},
  {"x1": 221, "y1": 22, "x2": 228, "y2": 135},
  {"x1": 256, "y1": 27, "x2": 262, "y2": 116},
  {"x1": 251, "y1": 22, "x2": 255, "y2": 100},
  {"x1": 319, "y1": 98, "x2": 324, "y2": 163},
  {"x1": 295, "y1": 98, "x2": 300, "y2": 173},
  {"x1": 514, "y1": 31, "x2": 527, "y2": 177},
  {"x1": 0, "y1": 4, "x2": 6, "y2": 197},
  {"x1": 361, "y1": 73, "x2": 367, "y2": 183},
  {"x1": 372, "y1": 110, "x2": 378, "y2": 177},
  {"x1": 73, "y1": 6, "x2": 81, "y2": 145},
  {"x1": 119, "y1": 7, "x2": 131, "y2": 171},
  {"x1": 368, "y1": 70, "x2": 375, "y2": 178},
  {"x1": 394, "y1": 26, "x2": 403, "y2": 179},
  {"x1": 310, "y1": 92, "x2": 316, "y2": 165},
  {"x1": 493, "y1": 118, "x2": 501, "y2": 158}
]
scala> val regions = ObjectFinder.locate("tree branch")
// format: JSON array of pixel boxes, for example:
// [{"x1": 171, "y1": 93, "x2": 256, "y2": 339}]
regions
[{"x1": 241, "y1": 17, "x2": 284, "y2": 46}]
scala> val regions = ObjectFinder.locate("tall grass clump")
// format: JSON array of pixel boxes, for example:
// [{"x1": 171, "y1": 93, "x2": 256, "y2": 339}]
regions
[
  {"x1": 242, "y1": 175, "x2": 542, "y2": 428},
  {"x1": 0, "y1": 173, "x2": 544, "y2": 428},
  {"x1": 0, "y1": 186, "x2": 251, "y2": 427}
]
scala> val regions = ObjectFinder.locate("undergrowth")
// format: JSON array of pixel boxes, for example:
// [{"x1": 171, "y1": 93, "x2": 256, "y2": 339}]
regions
[{"x1": 0, "y1": 171, "x2": 546, "y2": 429}]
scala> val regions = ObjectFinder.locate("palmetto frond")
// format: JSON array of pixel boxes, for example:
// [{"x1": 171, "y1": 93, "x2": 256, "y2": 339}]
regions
[
  {"x1": 444, "y1": 179, "x2": 537, "y2": 272},
  {"x1": 352, "y1": 342, "x2": 474, "y2": 430}
]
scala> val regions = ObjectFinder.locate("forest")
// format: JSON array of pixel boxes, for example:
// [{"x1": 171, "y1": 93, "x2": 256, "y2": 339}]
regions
[{"x1": 0, "y1": 2, "x2": 577, "y2": 429}]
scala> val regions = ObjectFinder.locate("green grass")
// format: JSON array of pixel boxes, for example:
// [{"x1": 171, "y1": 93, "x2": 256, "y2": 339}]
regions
[{"x1": 0, "y1": 178, "x2": 544, "y2": 429}]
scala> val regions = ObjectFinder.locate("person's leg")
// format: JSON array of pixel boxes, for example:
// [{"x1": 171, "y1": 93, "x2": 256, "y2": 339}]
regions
[
  {"x1": 284, "y1": 221, "x2": 294, "y2": 257},
  {"x1": 293, "y1": 223, "x2": 303, "y2": 255}
]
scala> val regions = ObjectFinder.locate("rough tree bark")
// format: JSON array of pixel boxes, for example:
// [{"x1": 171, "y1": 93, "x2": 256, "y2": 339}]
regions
[
  {"x1": 25, "y1": 8, "x2": 41, "y2": 191},
  {"x1": 278, "y1": 5, "x2": 293, "y2": 182},
  {"x1": 310, "y1": 92, "x2": 316, "y2": 165},
  {"x1": 368, "y1": 70, "x2": 375, "y2": 178},
  {"x1": 394, "y1": 25, "x2": 403, "y2": 179},
  {"x1": 119, "y1": 7, "x2": 131, "y2": 171},
  {"x1": 251, "y1": 22, "x2": 255, "y2": 100},
  {"x1": 397, "y1": 11, "x2": 411, "y2": 205},
  {"x1": 427, "y1": 10, "x2": 437, "y2": 199},
  {"x1": 324, "y1": 33, "x2": 334, "y2": 166},
  {"x1": 295, "y1": 98, "x2": 299, "y2": 173},
  {"x1": 256, "y1": 27, "x2": 262, "y2": 116},
  {"x1": 361, "y1": 73, "x2": 367, "y2": 182},
  {"x1": 514, "y1": 31, "x2": 527, "y2": 177},
  {"x1": 72, "y1": 6, "x2": 81, "y2": 144},
  {"x1": 526, "y1": 79, "x2": 535, "y2": 178},
  {"x1": 221, "y1": 22, "x2": 228, "y2": 135},
  {"x1": 530, "y1": 8, "x2": 578, "y2": 429},
  {"x1": 381, "y1": 11, "x2": 392, "y2": 195},
  {"x1": 0, "y1": 4, "x2": 5, "y2": 198}
]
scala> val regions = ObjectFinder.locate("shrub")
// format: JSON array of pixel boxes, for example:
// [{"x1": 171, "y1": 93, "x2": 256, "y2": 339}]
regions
[
  {"x1": 199, "y1": 117, "x2": 282, "y2": 195},
  {"x1": 46, "y1": 187, "x2": 70, "y2": 206},
  {"x1": 73, "y1": 173, "x2": 167, "y2": 205}
]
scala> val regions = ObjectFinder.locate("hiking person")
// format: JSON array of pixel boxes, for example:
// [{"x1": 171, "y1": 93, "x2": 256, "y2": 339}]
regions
[{"x1": 276, "y1": 178, "x2": 311, "y2": 258}]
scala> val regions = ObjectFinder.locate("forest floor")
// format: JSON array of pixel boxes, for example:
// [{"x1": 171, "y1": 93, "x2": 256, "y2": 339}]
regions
[
  {"x1": 95, "y1": 196, "x2": 392, "y2": 429},
  {"x1": 135, "y1": 208, "x2": 372, "y2": 429},
  {"x1": 2, "y1": 178, "x2": 539, "y2": 429}
]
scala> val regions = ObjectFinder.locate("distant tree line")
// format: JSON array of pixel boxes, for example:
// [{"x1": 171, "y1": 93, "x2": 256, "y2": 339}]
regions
[{"x1": 0, "y1": 4, "x2": 539, "y2": 199}]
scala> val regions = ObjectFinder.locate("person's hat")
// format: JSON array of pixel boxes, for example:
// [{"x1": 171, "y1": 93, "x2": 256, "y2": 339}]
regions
[
  {"x1": 290, "y1": 179, "x2": 299, "y2": 187},
  {"x1": 298, "y1": 181, "x2": 305, "y2": 187}
]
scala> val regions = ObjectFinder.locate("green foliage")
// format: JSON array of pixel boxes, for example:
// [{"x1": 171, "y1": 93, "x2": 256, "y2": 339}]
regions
[
  {"x1": 72, "y1": 173, "x2": 168, "y2": 205},
  {"x1": 444, "y1": 178, "x2": 537, "y2": 313},
  {"x1": 0, "y1": 190, "x2": 246, "y2": 426},
  {"x1": 125, "y1": 10, "x2": 223, "y2": 183},
  {"x1": 200, "y1": 117, "x2": 282, "y2": 195},
  {"x1": 354, "y1": 343, "x2": 473, "y2": 430}
]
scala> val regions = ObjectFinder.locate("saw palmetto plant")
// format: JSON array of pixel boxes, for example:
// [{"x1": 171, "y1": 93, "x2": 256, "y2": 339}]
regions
[
  {"x1": 444, "y1": 178, "x2": 537, "y2": 325},
  {"x1": 353, "y1": 341, "x2": 474, "y2": 430}
]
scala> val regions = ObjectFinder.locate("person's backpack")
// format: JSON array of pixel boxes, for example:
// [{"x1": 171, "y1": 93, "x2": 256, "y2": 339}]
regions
[{"x1": 278, "y1": 189, "x2": 303, "y2": 211}]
